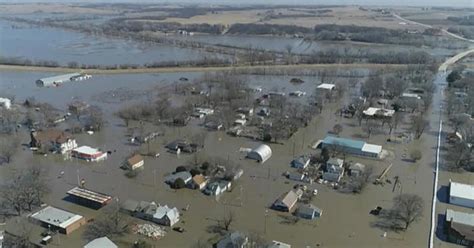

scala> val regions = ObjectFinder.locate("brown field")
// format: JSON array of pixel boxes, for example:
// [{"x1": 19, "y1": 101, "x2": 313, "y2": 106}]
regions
[{"x1": 0, "y1": 3, "x2": 117, "y2": 15}]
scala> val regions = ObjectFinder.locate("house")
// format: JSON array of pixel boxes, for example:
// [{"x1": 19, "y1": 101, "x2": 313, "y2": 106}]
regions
[
  {"x1": 216, "y1": 232, "x2": 248, "y2": 248},
  {"x1": 296, "y1": 204, "x2": 322, "y2": 220},
  {"x1": 247, "y1": 144, "x2": 272, "y2": 163},
  {"x1": 288, "y1": 172, "x2": 305, "y2": 182},
  {"x1": 190, "y1": 174, "x2": 208, "y2": 190},
  {"x1": 166, "y1": 139, "x2": 198, "y2": 153},
  {"x1": 153, "y1": 205, "x2": 180, "y2": 226},
  {"x1": 195, "y1": 107, "x2": 214, "y2": 116},
  {"x1": 30, "y1": 206, "x2": 86, "y2": 235},
  {"x1": 234, "y1": 119, "x2": 247, "y2": 126},
  {"x1": 316, "y1": 83, "x2": 336, "y2": 91},
  {"x1": 401, "y1": 92, "x2": 421, "y2": 100},
  {"x1": 321, "y1": 136, "x2": 382, "y2": 158},
  {"x1": 272, "y1": 190, "x2": 300, "y2": 212},
  {"x1": 349, "y1": 163, "x2": 366, "y2": 177},
  {"x1": 0, "y1": 97, "x2": 12, "y2": 109},
  {"x1": 449, "y1": 181, "x2": 474, "y2": 208},
  {"x1": 363, "y1": 107, "x2": 395, "y2": 118},
  {"x1": 120, "y1": 200, "x2": 180, "y2": 227},
  {"x1": 164, "y1": 171, "x2": 192, "y2": 185},
  {"x1": 30, "y1": 129, "x2": 77, "y2": 154},
  {"x1": 203, "y1": 180, "x2": 231, "y2": 196},
  {"x1": 204, "y1": 121, "x2": 223, "y2": 130},
  {"x1": 84, "y1": 237, "x2": 117, "y2": 248},
  {"x1": 323, "y1": 158, "x2": 344, "y2": 182},
  {"x1": 72, "y1": 146, "x2": 107, "y2": 161},
  {"x1": 68, "y1": 101, "x2": 90, "y2": 114},
  {"x1": 445, "y1": 209, "x2": 474, "y2": 246},
  {"x1": 126, "y1": 154, "x2": 144, "y2": 170},
  {"x1": 291, "y1": 155, "x2": 310, "y2": 169},
  {"x1": 289, "y1": 91, "x2": 306, "y2": 97}
]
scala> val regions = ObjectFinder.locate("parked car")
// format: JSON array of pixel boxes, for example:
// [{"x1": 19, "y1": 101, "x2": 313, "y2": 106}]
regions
[{"x1": 370, "y1": 206, "x2": 383, "y2": 216}]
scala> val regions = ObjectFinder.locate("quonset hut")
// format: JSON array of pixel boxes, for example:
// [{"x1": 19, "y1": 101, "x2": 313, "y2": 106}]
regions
[{"x1": 247, "y1": 144, "x2": 272, "y2": 163}]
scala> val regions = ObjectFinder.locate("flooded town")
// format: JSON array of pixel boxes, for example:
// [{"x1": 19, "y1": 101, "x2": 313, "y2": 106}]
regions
[{"x1": 0, "y1": 1, "x2": 473, "y2": 248}]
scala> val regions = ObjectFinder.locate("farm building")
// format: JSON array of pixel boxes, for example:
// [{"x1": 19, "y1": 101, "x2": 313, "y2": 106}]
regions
[
  {"x1": 66, "y1": 187, "x2": 113, "y2": 209},
  {"x1": 291, "y1": 155, "x2": 310, "y2": 169},
  {"x1": 30, "y1": 206, "x2": 85, "y2": 235},
  {"x1": 72, "y1": 146, "x2": 107, "y2": 162},
  {"x1": 84, "y1": 237, "x2": 117, "y2": 248},
  {"x1": 321, "y1": 136, "x2": 382, "y2": 158},
  {"x1": 36, "y1": 73, "x2": 90, "y2": 87},
  {"x1": 449, "y1": 181, "x2": 474, "y2": 208},
  {"x1": 445, "y1": 209, "x2": 474, "y2": 246},
  {"x1": 247, "y1": 144, "x2": 272, "y2": 163}
]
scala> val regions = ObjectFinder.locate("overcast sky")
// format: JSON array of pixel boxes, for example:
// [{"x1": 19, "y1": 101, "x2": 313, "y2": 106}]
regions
[{"x1": 2, "y1": 0, "x2": 472, "y2": 8}]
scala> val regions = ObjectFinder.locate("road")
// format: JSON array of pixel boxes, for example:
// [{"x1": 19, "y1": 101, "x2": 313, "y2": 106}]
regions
[
  {"x1": 392, "y1": 13, "x2": 474, "y2": 43},
  {"x1": 392, "y1": 11, "x2": 474, "y2": 248}
]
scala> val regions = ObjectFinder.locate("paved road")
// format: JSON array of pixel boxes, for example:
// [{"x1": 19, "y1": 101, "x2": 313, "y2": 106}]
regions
[
  {"x1": 392, "y1": 13, "x2": 474, "y2": 43},
  {"x1": 392, "y1": 12, "x2": 474, "y2": 248}
]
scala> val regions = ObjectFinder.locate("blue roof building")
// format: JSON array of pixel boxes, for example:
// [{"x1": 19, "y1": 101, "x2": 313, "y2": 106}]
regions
[{"x1": 321, "y1": 136, "x2": 382, "y2": 158}]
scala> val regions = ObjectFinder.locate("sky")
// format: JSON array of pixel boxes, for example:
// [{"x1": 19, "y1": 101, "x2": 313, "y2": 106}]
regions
[{"x1": 1, "y1": 0, "x2": 473, "y2": 7}]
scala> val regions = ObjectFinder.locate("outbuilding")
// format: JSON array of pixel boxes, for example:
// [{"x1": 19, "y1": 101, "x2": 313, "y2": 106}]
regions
[
  {"x1": 297, "y1": 204, "x2": 322, "y2": 219},
  {"x1": 449, "y1": 181, "x2": 474, "y2": 208},
  {"x1": 72, "y1": 146, "x2": 107, "y2": 162},
  {"x1": 126, "y1": 154, "x2": 144, "y2": 170},
  {"x1": 321, "y1": 136, "x2": 382, "y2": 158},
  {"x1": 247, "y1": 144, "x2": 272, "y2": 163},
  {"x1": 36, "y1": 73, "x2": 82, "y2": 87},
  {"x1": 30, "y1": 206, "x2": 86, "y2": 235},
  {"x1": 445, "y1": 209, "x2": 474, "y2": 246}
]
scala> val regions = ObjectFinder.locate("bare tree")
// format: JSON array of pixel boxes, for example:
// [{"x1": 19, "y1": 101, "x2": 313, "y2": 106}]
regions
[
  {"x1": 0, "y1": 135, "x2": 19, "y2": 163},
  {"x1": 362, "y1": 119, "x2": 377, "y2": 139},
  {"x1": 83, "y1": 201, "x2": 129, "y2": 241},
  {"x1": 410, "y1": 115, "x2": 429, "y2": 139},
  {"x1": 344, "y1": 164, "x2": 374, "y2": 193},
  {"x1": 2, "y1": 217, "x2": 33, "y2": 248},
  {"x1": 409, "y1": 149, "x2": 422, "y2": 162},
  {"x1": 219, "y1": 210, "x2": 235, "y2": 232},
  {"x1": 392, "y1": 194, "x2": 424, "y2": 230}
]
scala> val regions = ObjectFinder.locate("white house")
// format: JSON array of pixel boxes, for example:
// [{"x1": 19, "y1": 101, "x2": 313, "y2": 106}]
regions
[
  {"x1": 153, "y1": 205, "x2": 180, "y2": 226},
  {"x1": 203, "y1": 181, "x2": 231, "y2": 196},
  {"x1": 291, "y1": 155, "x2": 310, "y2": 169},
  {"x1": 72, "y1": 146, "x2": 107, "y2": 162},
  {"x1": 323, "y1": 158, "x2": 344, "y2": 182},
  {"x1": 316, "y1": 83, "x2": 336, "y2": 91},
  {"x1": 449, "y1": 181, "x2": 474, "y2": 208},
  {"x1": 247, "y1": 144, "x2": 272, "y2": 163}
]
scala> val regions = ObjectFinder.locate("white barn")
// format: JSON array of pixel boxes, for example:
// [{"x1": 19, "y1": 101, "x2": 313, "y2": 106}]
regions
[
  {"x1": 247, "y1": 144, "x2": 272, "y2": 163},
  {"x1": 449, "y1": 181, "x2": 474, "y2": 208}
]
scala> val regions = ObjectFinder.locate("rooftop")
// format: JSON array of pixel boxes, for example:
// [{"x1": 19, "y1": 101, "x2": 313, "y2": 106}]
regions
[
  {"x1": 84, "y1": 237, "x2": 118, "y2": 248},
  {"x1": 38, "y1": 73, "x2": 82, "y2": 83},
  {"x1": 322, "y1": 136, "x2": 365, "y2": 150},
  {"x1": 30, "y1": 206, "x2": 83, "y2": 229},
  {"x1": 67, "y1": 187, "x2": 112, "y2": 204},
  {"x1": 316, "y1": 83, "x2": 336, "y2": 90},
  {"x1": 73, "y1": 146, "x2": 101, "y2": 155},
  {"x1": 450, "y1": 181, "x2": 474, "y2": 200},
  {"x1": 127, "y1": 154, "x2": 144, "y2": 165},
  {"x1": 446, "y1": 209, "x2": 474, "y2": 226}
]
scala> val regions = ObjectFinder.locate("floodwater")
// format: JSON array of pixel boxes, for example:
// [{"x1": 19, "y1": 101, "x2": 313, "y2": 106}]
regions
[
  {"x1": 0, "y1": 20, "x2": 228, "y2": 66},
  {"x1": 174, "y1": 33, "x2": 458, "y2": 57},
  {"x1": 0, "y1": 69, "x2": 433, "y2": 247}
]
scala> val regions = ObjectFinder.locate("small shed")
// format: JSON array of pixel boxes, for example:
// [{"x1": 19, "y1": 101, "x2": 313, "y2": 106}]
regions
[
  {"x1": 297, "y1": 204, "x2": 322, "y2": 219},
  {"x1": 127, "y1": 154, "x2": 144, "y2": 170},
  {"x1": 247, "y1": 144, "x2": 272, "y2": 163}
]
